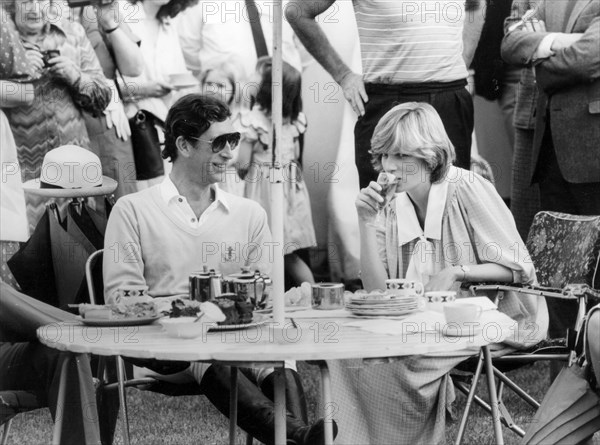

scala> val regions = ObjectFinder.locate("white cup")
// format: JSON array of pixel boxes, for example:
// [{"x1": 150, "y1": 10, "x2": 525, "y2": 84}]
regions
[
  {"x1": 424, "y1": 291, "x2": 456, "y2": 312},
  {"x1": 443, "y1": 303, "x2": 482, "y2": 324}
]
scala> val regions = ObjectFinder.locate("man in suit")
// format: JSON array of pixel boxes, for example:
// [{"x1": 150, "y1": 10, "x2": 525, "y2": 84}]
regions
[{"x1": 501, "y1": 0, "x2": 600, "y2": 215}]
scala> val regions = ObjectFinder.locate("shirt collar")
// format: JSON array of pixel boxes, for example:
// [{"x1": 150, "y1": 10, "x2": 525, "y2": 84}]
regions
[
  {"x1": 42, "y1": 22, "x2": 68, "y2": 39},
  {"x1": 395, "y1": 176, "x2": 450, "y2": 246},
  {"x1": 160, "y1": 176, "x2": 230, "y2": 212}
]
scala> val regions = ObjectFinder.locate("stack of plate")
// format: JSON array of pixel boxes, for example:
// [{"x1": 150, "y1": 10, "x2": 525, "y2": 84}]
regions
[{"x1": 346, "y1": 292, "x2": 420, "y2": 318}]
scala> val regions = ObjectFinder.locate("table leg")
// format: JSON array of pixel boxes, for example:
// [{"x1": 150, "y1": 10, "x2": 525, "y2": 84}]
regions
[
  {"x1": 483, "y1": 346, "x2": 504, "y2": 445},
  {"x1": 318, "y1": 362, "x2": 334, "y2": 445},
  {"x1": 229, "y1": 367, "x2": 238, "y2": 445},
  {"x1": 274, "y1": 366, "x2": 286, "y2": 445},
  {"x1": 51, "y1": 356, "x2": 68, "y2": 445},
  {"x1": 116, "y1": 356, "x2": 130, "y2": 445}
]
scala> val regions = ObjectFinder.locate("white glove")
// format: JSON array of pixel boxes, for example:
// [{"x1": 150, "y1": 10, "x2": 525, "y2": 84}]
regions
[{"x1": 103, "y1": 80, "x2": 131, "y2": 141}]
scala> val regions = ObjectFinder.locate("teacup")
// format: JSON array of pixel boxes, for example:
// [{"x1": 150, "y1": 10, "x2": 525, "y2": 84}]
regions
[
  {"x1": 117, "y1": 285, "x2": 149, "y2": 299},
  {"x1": 312, "y1": 283, "x2": 345, "y2": 310},
  {"x1": 443, "y1": 303, "x2": 482, "y2": 325},
  {"x1": 385, "y1": 279, "x2": 424, "y2": 296},
  {"x1": 443, "y1": 303, "x2": 483, "y2": 336},
  {"x1": 423, "y1": 291, "x2": 456, "y2": 312}
]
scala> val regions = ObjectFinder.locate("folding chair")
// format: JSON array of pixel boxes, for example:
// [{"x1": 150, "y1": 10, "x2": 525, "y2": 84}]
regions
[
  {"x1": 453, "y1": 211, "x2": 600, "y2": 444},
  {"x1": 85, "y1": 250, "x2": 256, "y2": 445}
]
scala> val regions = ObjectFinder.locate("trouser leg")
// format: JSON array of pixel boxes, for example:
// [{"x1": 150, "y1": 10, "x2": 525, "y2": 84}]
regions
[
  {"x1": 259, "y1": 368, "x2": 308, "y2": 424},
  {"x1": 429, "y1": 87, "x2": 473, "y2": 170},
  {"x1": 94, "y1": 356, "x2": 120, "y2": 445},
  {"x1": 200, "y1": 364, "x2": 334, "y2": 445}
]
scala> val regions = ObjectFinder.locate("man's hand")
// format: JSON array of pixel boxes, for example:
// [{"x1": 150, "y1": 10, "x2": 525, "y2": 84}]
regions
[
  {"x1": 551, "y1": 32, "x2": 583, "y2": 51},
  {"x1": 96, "y1": 1, "x2": 120, "y2": 31},
  {"x1": 340, "y1": 72, "x2": 368, "y2": 117},
  {"x1": 525, "y1": 18, "x2": 546, "y2": 33}
]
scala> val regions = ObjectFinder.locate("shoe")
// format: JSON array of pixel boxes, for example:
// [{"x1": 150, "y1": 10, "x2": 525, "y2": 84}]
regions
[{"x1": 290, "y1": 418, "x2": 339, "y2": 445}]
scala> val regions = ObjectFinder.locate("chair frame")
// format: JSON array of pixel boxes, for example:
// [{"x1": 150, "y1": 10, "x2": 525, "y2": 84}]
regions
[
  {"x1": 453, "y1": 283, "x2": 599, "y2": 444},
  {"x1": 453, "y1": 211, "x2": 600, "y2": 444},
  {"x1": 85, "y1": 249, "x2": 255, "y2": 445}
]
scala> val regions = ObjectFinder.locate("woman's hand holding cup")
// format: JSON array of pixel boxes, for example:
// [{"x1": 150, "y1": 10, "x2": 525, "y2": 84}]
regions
[
  {"x1": 356, "y1": 180, "x2": 385, "y2": 224},
  {"x1": 356, "y1": 172, "x2": 396, "y2": 228}
]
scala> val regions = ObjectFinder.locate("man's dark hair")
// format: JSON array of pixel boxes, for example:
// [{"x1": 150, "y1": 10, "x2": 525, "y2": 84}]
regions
[{"x1": 162, "y1": 94, "x2": 231, "y2": 163}]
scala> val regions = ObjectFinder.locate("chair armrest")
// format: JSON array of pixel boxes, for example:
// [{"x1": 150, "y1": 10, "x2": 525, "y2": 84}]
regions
[{"x1": 463, "y1": 282, "x2": 598, "y2": 301}]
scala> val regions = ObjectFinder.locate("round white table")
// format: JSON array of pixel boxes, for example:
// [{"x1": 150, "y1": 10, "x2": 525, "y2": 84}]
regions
[{"x1": 38, "y1": 310, "x2": 513, "y2": 444}]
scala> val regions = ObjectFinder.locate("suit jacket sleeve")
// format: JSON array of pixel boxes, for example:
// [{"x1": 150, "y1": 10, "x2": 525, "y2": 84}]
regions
[
  {"x1": 536, "y1": 17, "x2": 600, "y2": 92},
  {"x1": 500, "y1": 0, "x2": 549, "y2": 66}
]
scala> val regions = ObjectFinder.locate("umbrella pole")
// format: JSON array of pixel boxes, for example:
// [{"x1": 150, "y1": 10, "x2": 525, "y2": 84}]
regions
[{"x1": 270, "y1": 0, "x2": 285, "y2": 327}]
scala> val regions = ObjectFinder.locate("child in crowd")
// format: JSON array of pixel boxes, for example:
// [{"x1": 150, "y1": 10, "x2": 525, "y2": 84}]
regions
[
  {"x1": 236, "y1": 57, "x2": 316, "y2": 286},
  {"x1": 200, "y1": 58, "x2": 245, "y2": 196}
]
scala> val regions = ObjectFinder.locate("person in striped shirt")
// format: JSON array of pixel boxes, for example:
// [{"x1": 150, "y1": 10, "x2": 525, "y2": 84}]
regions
[{"x1": 286, "y1": 0, "x2": 484, "y2": 189}]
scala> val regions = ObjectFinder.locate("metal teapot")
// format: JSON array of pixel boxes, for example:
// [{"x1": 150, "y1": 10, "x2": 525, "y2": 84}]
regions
[{"x1": 225, "y1": 268, "x2": 272, "y2": 309}]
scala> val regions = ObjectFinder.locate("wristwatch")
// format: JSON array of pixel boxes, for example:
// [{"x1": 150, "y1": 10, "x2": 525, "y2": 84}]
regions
[{"x1": 458, "y1": 265, "x2": 470, "y2": 282}]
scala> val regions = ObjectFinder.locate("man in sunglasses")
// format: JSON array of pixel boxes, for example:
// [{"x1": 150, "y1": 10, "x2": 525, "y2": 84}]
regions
[{"x1": 103, "y1": 94, "x2": 334, "y2": 445}]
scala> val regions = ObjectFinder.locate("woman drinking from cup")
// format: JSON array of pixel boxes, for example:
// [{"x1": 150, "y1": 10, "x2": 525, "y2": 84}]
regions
[{"x1": 328, "y1": 102, "x2": 549, "y2": 444}]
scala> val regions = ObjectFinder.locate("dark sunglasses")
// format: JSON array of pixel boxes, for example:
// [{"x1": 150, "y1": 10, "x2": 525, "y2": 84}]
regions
[{"x1": 192, "y1": 132, "x2": 241, "y2": 153}]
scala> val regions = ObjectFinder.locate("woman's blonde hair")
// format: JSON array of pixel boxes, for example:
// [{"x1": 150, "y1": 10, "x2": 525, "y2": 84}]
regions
[{"x1": 370, "y1": 102, "x2": 456, "y2": 183}]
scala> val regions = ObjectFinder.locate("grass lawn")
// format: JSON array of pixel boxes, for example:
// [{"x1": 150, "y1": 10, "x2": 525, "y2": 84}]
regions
[{"x1": 7, "y1": 359, "x2": 576, "y2": 445}]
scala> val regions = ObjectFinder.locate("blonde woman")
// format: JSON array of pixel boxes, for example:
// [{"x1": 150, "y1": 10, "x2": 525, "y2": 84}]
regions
[{"x1": 330, "y1": 102, "x2": 549, "y2": 444}]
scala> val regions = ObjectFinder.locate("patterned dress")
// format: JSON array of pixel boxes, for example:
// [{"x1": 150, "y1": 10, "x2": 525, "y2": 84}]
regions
[
  {"x1": 328, "y1": 167, "x2": 549, "y2": 444},
  {"x1": 1, "y1": 17, "x2": 110, "y2": 230},
  {"x1": 237, "y1": 106, "x2": 317, "y2": 251}
]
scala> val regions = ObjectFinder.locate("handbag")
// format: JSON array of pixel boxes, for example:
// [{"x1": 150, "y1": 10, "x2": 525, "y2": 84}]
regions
[
  {"x1": 128, "y1": 109, "x2": 165, "y2": 180},
  {"x1": 116, "y1": 71, "x2": 165, "y2": 180}
]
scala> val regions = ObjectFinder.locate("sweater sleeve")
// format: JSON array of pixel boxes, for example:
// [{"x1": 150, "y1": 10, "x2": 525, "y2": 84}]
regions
[{"x1": 103, "y1": 198, "x2": 147, "y2": 302}]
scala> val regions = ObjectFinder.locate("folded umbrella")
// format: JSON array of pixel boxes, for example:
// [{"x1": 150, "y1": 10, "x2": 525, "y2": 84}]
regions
[
  {"x1": 522, "y1": 363, "x2": 600, "y2": 444},
  {"x1": 7, "y1": 209, "x2": 58, "y2": 306},
  {"x1": 67, "y1": 201, "x2": 107, "y2": 303},
  {"x1": 49, "y1": 202, "x2": 97, "y2": 308},
  {"x1": 68, "y1": 201, "x2": 104, "y2": 249}
]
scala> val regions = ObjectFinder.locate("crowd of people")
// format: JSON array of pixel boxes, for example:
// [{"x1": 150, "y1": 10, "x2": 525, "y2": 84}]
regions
[{"x1": 1, "y1": 0, "x2": 599, "y2": 444}]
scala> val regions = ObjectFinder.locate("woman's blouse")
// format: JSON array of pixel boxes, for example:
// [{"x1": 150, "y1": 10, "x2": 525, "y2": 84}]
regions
[
  {"x1": 378, "y1": 166, "x2": 549, "y2": 349},
  {"x1": 0, "y1": 9, "x2": 34, "y2": 79}
]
